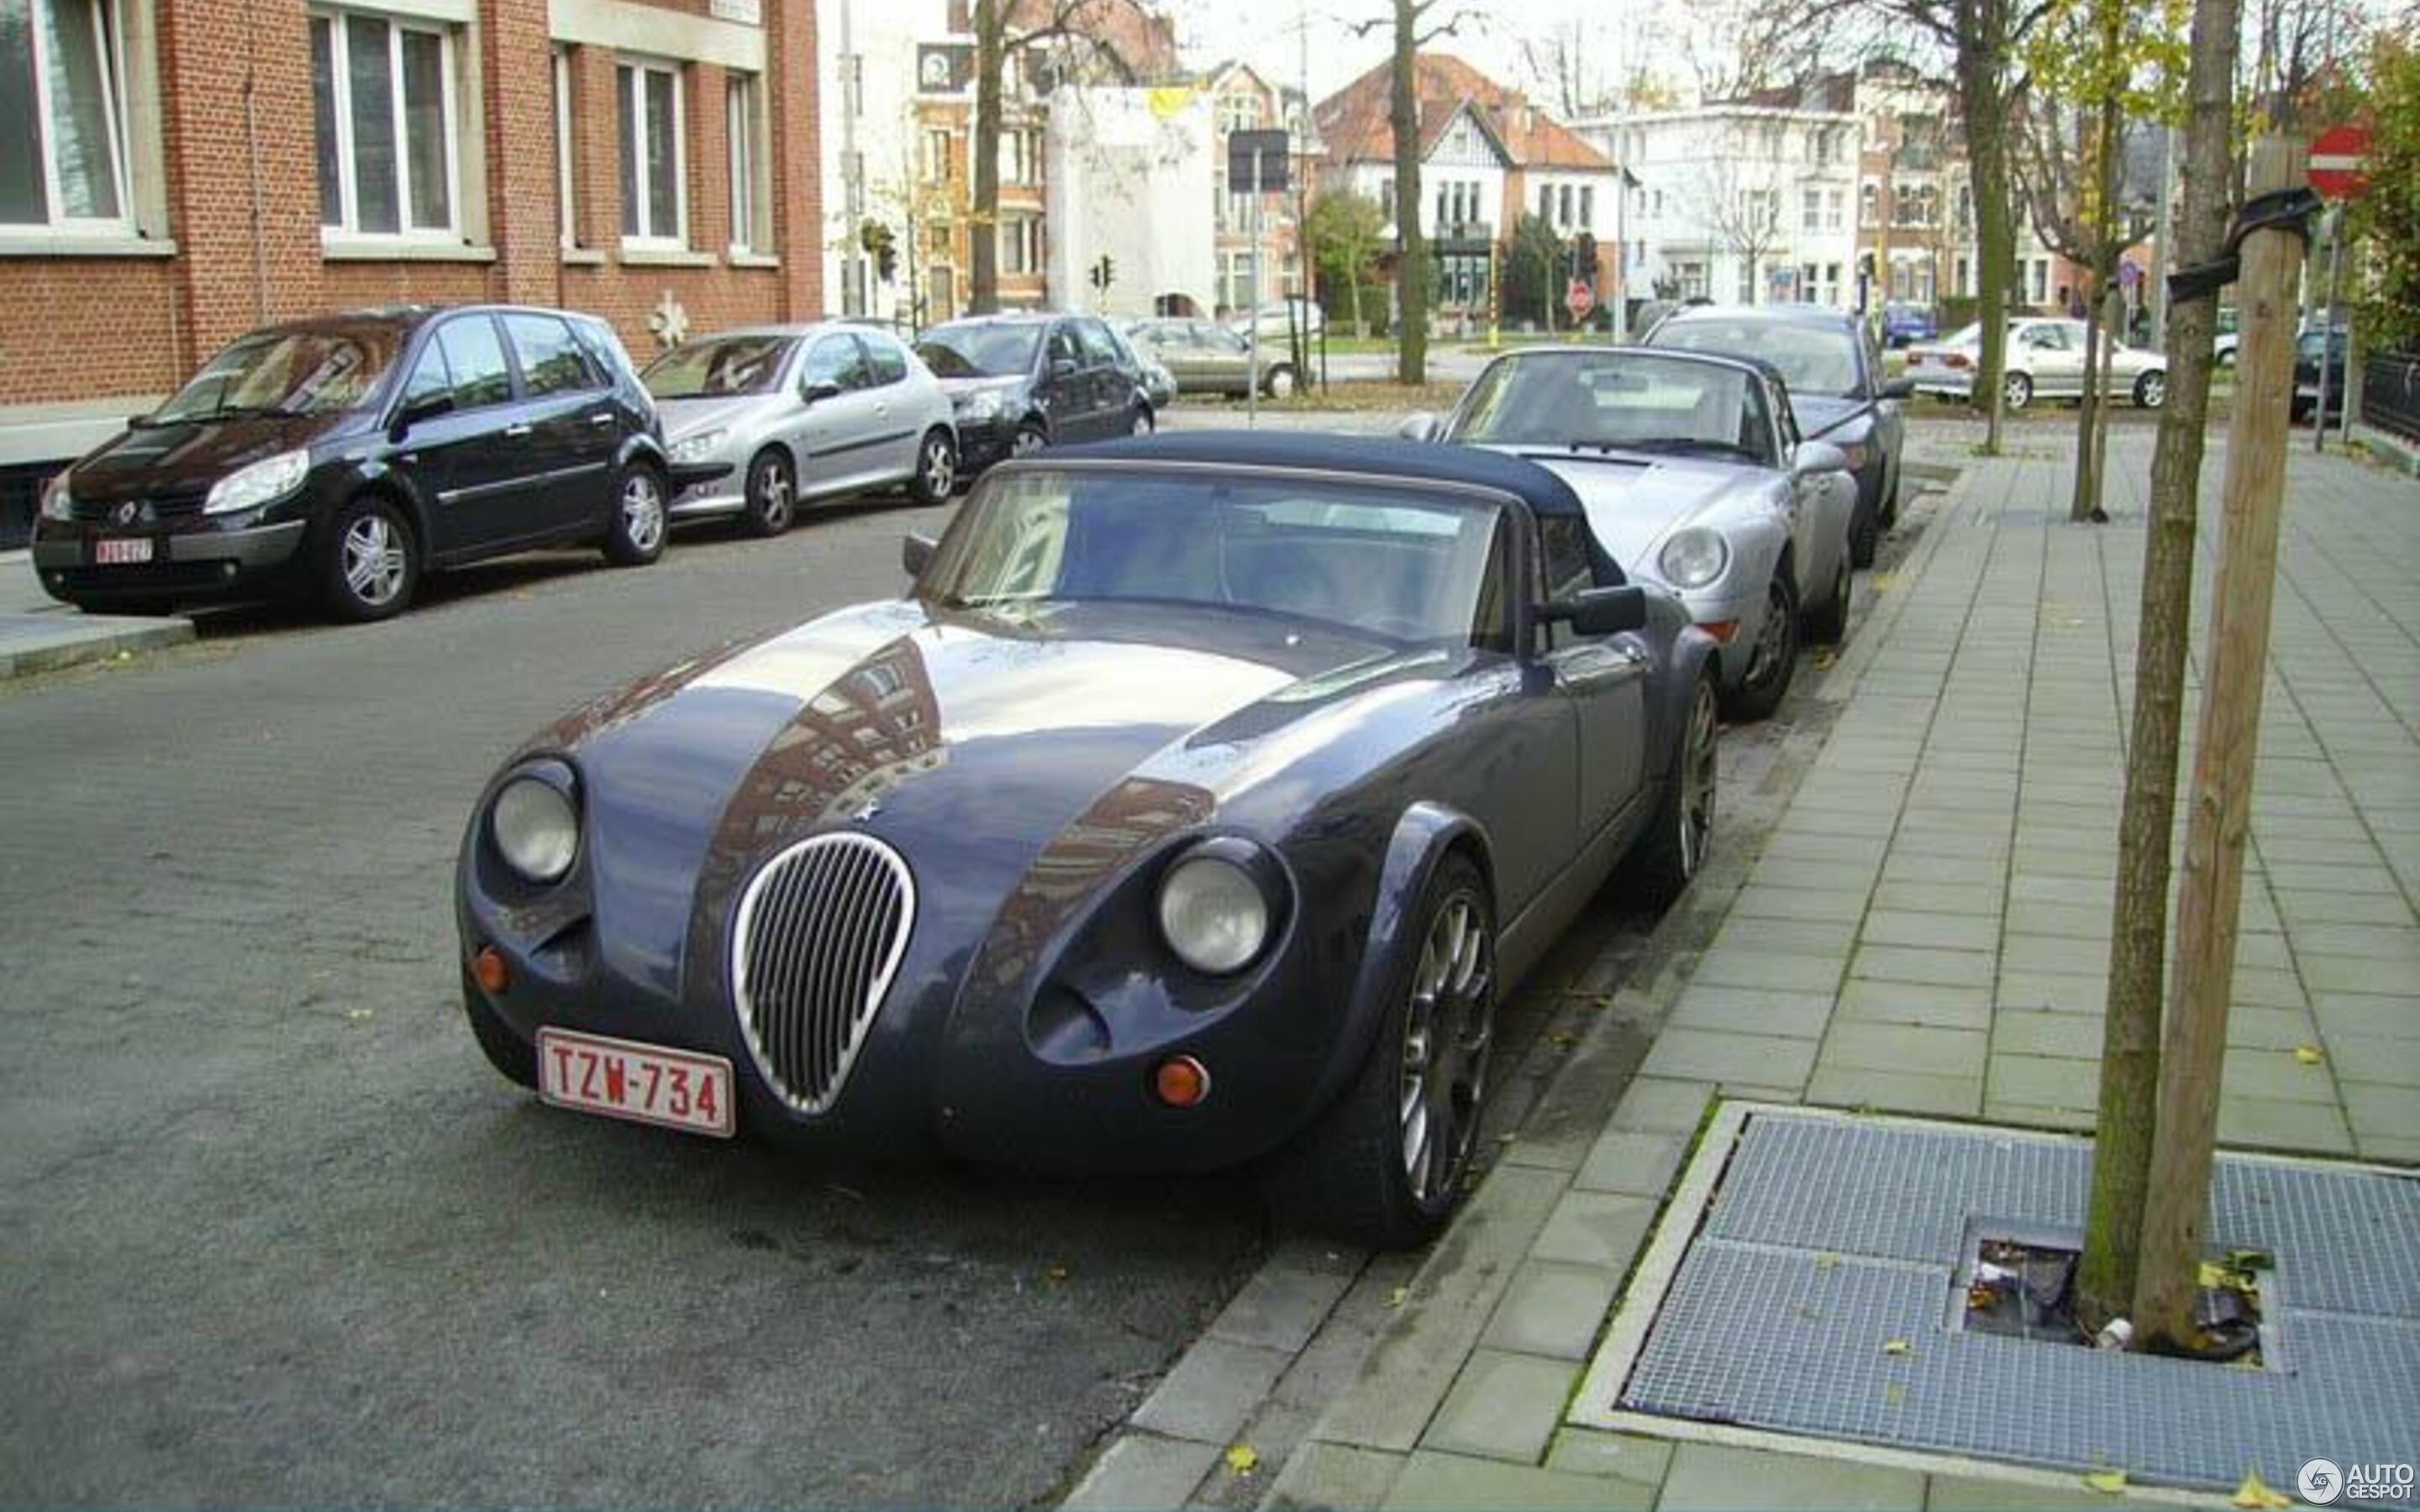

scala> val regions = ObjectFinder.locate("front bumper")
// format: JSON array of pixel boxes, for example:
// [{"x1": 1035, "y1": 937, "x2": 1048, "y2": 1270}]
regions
[
  {"x1": 954, "y1": 416, "x2": 1022, "y2": 471},
  {"x1": 31, "y1": 518, "x2": 308, "y2": 605},
  {"x1": 1910, "y1": 368, "x2": 1975, "y2": 399},
  {"x1": 666, "y1": 459, "x2": 741, "y2": 519},
  {"x1": 1677, "y1": 585, "x2": 1765, "y2": 690}
]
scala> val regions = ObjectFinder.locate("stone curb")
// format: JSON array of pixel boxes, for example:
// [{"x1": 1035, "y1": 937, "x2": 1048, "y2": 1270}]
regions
[{"x1": 0, "y1": 612, "x2": 194, "y2": 680}]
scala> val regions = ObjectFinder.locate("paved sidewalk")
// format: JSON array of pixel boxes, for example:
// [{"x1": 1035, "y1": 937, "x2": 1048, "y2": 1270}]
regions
[
  {"x1": 0, "y1": 551, "x2": 192, "y2": 679},
  {"x1": 1068, "y1": 433, "x2": 2419, "y2": 1510}
]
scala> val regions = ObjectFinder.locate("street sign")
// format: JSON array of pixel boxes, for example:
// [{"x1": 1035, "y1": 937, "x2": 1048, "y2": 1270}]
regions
[
  {"x1": 1565, "y1": 280, "x2": 1595, "y2": 321},
  {"x1": 2310, "y1": 123, "x2": 2372, "y2": 201},
  {"x1": 1228, "y1": 130, "x2": 1290, "y2": 194}
]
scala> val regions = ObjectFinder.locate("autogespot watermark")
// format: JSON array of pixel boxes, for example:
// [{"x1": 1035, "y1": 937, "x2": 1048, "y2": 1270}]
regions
[{"x1": 2301, "y1": 1459, "x2": 2417, "y2": 1505}]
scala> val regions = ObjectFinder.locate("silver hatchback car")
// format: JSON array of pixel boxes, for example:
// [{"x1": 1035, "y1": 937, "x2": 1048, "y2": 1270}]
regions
[{"x1": 646, "y1": 324, "x2": 960, "y2": 535}]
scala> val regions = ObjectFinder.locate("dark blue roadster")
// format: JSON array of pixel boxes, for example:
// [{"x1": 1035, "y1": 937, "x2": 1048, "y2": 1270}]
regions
[{"x1": 458, "y1": 433, "x2": 1719, "y2": 1246}]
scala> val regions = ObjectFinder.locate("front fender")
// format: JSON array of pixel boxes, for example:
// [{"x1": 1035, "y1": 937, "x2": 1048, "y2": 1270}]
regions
[
  {"x1": 1307, "y1": 801, "x2": 1493, "y2": 1116},
  {"x1": 617, "y1": 433, "x2": 670, "y2": 474}
]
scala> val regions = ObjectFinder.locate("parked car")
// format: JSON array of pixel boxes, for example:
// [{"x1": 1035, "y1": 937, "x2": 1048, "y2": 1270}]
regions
[
  {"x1": 1881, "y1": 302, "x2": 1938, "y2": 348},
  {"x1": 1644, "y1": 303, "x2": 1912, "y2": 568},
  {"x1": 914, "y1": 313, "x2": 1155, "y2": 472},
  {"x1": 33, "y1": 304, "x2": 669, "y2": 622},
  {"x1": 1402, "y1": 346, "x2": 1856, "y2": 721},
  {"x1": 1103, "y1": 323, "x2": 1180, "y2": 409},
  {"x1": 2292, "y1": 327, "x2": 2350, "y2": 423},
  {"x1": 644, "y1": 325, "x2": 957, "y2": 535},
  {"x1": 1226, "y1": 297, "x2": 1326, "y2": 342},
  {"x1": 1907, "y1": 318, "x2": 2168, "y2": 410},
  {"x1": 1127, "y1": 318, "x2": 1300, "y2": 398},
  {"x1": 456, "y1": 433, "x2": 1718, "y2": 1247}
]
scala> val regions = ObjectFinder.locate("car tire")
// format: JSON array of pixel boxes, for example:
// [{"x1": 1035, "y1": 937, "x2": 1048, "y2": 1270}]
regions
[
  {"x1": 1012, "y1": 422, "x2": 1049, "y2": 458},
  {"x1": 741, "y1": 448, "x2": 796, "y2": 538},
  {"x1": 1270, "y1": 852, "x2": 1496, "y2": 1250},
  {"x1": 1266, "y1": 365, "x2": 1297, "y2": 399},
  {"x1": 908, "y1": 428, "x2": 958, "y2": 505},
  {"x1": 1128, "y1": 406, "x2": 1155, "y2": 437},
  {"x1": 318, "y1": 492, "x2": 420, "y2": 622},
  {"x1": 1849, "y1": 491, "x2": 1880, "y2": 570},
  {"x1": 1626, "y1": 669, "x2": 1718, "y2": 909},
  {"x1": 1722, "y1": 572, "x2": 1799, "y2": 722},
  {"x1": 2133, "y1": 370, "x2": 2168, "y2": 409},
  {"x1": 2002, "y1": 371, "x2": 2034, "y2": 410},
  {"x1": 603, "y1": 463, "x2": 668, "y2": 567},
  {"x1": 1806, "y1": 548, "x2": 1852, "y2": 643},
  {"x1": 460, "y1": 962, "x2": 537, "y2": 1088},
  {"x1": 1881, "y1": 460, "x2": 1902, "y2": 529}
]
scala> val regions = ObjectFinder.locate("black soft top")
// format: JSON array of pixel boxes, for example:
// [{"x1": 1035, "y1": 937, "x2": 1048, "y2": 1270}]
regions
[{"x1": 1061, "y1": 430, "x2": 1593, "y2": 523}]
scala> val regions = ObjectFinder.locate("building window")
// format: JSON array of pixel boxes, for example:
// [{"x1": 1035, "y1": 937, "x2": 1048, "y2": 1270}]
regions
[
  {"x1": 1218, "y1": 248, "x2": 1260, "y2": 312},
  {"x1": 1826, "y1": 188, "x2": 1844, "y2": 231},
  {"x1": 1860, "y1": 181, "x2": 1879, "y2": 227},
  {"x1": 312, "y1": 9, "x2": 459, "y2": 237},
  {"x1": 1677, "y1": 260, "x2": 1705, "y2": 299},
  {"x1": 922, "y1": 126, "x2": 951, "y2": 185},
  {"x1": 1557, "y1": 184, "x2": 1572, "y2": 228},
  {"x1": 2, "y1": 0, "x2": 129, "y2": 229},
  {"x1": 1217, "y1": 90, "x2": 1257, "y2": 135},
  {"x1": 553, "y1": 47, "x2": 576, "y2": 248},
  {"x1": 1737, "y1": 260, "x2": 1754, "y2": 304},
  {"x1": 1802, "y1": 186, "x2": 1821, "y2": 232},
  {"x1": 1001, "y1": 213, "x2": 1039, "y2": 276},
  {"x1": 1378, "y1": 176, "x2": 1392, "y2": 220},
  {"x1": 928, "y1": 221, "x2": 950, "y2": 254},
  {"x1": 726, "y1": 72, "x2": 763, "y2": 254},
  {"x1": 1578, "y1": 184, "x2": 1592, "y2": 231},
  {"x1": 617, "y1": 59, "x2": 683, "y2": 246},
  {"x1": 1537, "y1": 182, "x2": 1550, "y2": 224}
]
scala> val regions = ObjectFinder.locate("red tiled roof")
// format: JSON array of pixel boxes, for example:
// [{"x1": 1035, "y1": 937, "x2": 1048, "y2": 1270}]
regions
[{"x1": 1313, "y1": 51, "x2": 1612, "y2": 172}]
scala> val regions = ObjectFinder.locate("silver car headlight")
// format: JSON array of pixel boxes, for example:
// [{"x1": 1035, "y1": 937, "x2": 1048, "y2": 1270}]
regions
[
  {"x1": 491, "y1": 765, "x2": 580, "y2": 885},
  {"x1": 203, "y1": 447, "x2": 308, "y2": 515},
  {"x1": 956, "y1": 389, "x2": 1004, "y2": 423},
  {"x1": 668, "y1": 428, "x2": 728, "y2": 464},
  {"x1": 1156, "y1": 840, "x2": 1280, "y2": 975},
  {"x1": 39, "y1": 471, "x2": 75, "y2": 522},
  {"x1": 1657, "y1": 528, "x2": 1730, "y2": 591}
]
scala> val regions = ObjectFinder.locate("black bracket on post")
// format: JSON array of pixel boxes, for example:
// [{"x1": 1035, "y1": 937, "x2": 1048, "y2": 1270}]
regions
[{"x1": 2168, "y1": 186, "x2": 2323, "y2": 304}]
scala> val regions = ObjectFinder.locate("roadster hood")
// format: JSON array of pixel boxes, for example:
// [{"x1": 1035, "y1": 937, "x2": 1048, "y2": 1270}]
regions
[
  {"x1": 1505, "y1": 452, "x2": 1755, "y2": 570},
  {"x1": 1787, "y1": 394, "x2": 1871, "y2": 438}
]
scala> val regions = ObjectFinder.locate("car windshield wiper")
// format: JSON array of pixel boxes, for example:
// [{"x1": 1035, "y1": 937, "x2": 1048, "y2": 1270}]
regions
[
  {"x1": 166, "y1": 402, "x2": 284, "y2": 423},
  {"x1": 1614, "y1": 437, "x2": 1766, "y2": 464}
]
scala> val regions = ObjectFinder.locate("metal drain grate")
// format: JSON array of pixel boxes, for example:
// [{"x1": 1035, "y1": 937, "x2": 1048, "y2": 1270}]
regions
[{"x1": 1598, "y1": 1109, "x2": 2420, "y2": 1493}]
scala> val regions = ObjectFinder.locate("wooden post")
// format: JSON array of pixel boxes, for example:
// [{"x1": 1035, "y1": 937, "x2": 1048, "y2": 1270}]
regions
[{"x1": 2132, "y1": 135, "x2": 2308, "y2": 1352}]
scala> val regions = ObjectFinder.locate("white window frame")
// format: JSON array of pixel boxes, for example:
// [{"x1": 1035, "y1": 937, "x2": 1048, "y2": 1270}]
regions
[
  {"x1": 554, "y1": 46, "x2": 576, "y2": 249},
  {"x1": 725, "y1": 70, "x2": 763, "y2": 255},
  {"x1": 7, "y1": 0, "x2": 134, "y2": 235},
  {"x1": 313, "y1": 7, "x2": 463, "y2": 243},
  {"x1": 618, "y1": 56, "x2": 687, "y2": 250}
]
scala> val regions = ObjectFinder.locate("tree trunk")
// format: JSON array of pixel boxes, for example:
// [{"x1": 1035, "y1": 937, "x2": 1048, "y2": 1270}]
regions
[
  {"x1": 2135, "y1": 133, "x2": 2306, "y2": 1354},
  {"x1": 1391, "y1": 0, "x2": 1428, "y2": 386},
  {"x1": 2072, "y1": 55, "x2": 2125, "y2": 525},
  {"x1": 969, "y1": 0, "x2": 1004, "y2": 315},
  {"x1": 1960, "y1": 40, "x2": 2015, "y2": 453},
  {"x1": 2071, "y1": 0, "x2": 2240, "y2": 1335},
  {"x1": 2073, "y1": 289, "x2": 2107, "y2": 520}
]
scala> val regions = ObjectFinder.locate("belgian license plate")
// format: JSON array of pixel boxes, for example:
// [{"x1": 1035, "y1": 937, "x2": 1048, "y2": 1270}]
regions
[
  {"x1": 536, "y1": 1027, "x2": 734, "y2": 1137},
  {"x1": 95, "y1": 538, "x2": 154, "y2": 565}
]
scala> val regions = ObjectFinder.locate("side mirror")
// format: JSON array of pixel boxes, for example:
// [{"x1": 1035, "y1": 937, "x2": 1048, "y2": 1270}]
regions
[
  {"x1": 1397, "y1": 412, "x2": 1444, "y2": 443},
  {"x1": 1880, "y1": 377, "x2": 1917, "y2": 400},
  {"x1": 1793, "y1": 440, "x2": 1850, "y2": 476},
  {"x1": 392, "y1": 391, "x2": 453, "y2": 437},
  {"x1": 1049, "y1": 357, "x2": 1079, "y2": 381},
  {"x1": 902, "y1": 531, "x2": 937, "y2": 578},
  {"x1": 1546, "y1": 584, "x2": 1649, "y2": 637},
  {"x1": 802, "y1": 381, "x2": 843, "y2": 404}
]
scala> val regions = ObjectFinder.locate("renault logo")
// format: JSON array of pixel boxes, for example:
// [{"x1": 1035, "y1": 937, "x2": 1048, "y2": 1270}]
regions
[{"x1": 114, "y1": 501, "x2": 140, "y2": 527}]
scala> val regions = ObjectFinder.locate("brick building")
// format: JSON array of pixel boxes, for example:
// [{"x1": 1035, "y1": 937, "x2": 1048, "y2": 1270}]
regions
[{"x1": 0, "y1": 0, "x2": 823, "y2": 541}]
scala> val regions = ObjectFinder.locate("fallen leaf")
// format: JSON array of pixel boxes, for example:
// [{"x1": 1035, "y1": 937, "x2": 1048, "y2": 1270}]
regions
[
  {"x1": 1386, "y1": 1285, "x2": 1410, "y2": 1309},
  {"x1": 1883, "y1": 1383, "x2": 1907, "y2": 1406},
  {"x1": 2085, "y1": 1470, "x2": 2129, "y2": 1495},
  {"x1": 345, "y1": 1009, "x2": 374, "y2": 1021},
  {"x1": 1872, "y1": 574, "x2": 1894, "y2": 592},
  {"x1": 2233, "y1": 1470, "x2": 2292, "y2": 1509},
  {"x1": 1882, "y1": 1338, "x2": 1912, "y2": 1357},
  {"x1": 1224, "y1": 1445, "x2": 1260, "y2": 1475},
  {"x1": 1813, "y1": 1252, "x2": 1841, "y2": 1271},
  {"x1": 1045, "y1": 1265, "x2": 1069, "y2": 1284},
  {"x1": 1548, "y1": 1030, "x2": 1581, "y2": 1049},
  {"x1": 2293, "y1": 1044, "x2": 2324, "y2": 1065}
]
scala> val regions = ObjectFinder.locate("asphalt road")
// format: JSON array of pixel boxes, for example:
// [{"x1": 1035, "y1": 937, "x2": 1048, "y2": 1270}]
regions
[{"x1": 0, "y1": 417, "x2": 1810, "y2": 1506}]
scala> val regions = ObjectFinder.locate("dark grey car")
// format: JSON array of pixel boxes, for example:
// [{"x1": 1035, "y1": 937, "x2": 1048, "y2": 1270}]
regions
[{"x1": 1644, "y1": 304, "x2": 1912, "y2": 568}]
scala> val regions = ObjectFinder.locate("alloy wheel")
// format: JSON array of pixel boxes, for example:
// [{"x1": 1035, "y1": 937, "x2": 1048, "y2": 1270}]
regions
[
  {"x1": 623, "y1": 473, "x2": 666, "y2": 554},
  {"x1": 1398, "y1": 894, "x2": 1493, "y2": 1205},
  {"x1": 922, "y1": 436, "x2": 955, "y2": 496},
  {"x1": 1131, "y1": 409, "x2": 1155, "y2": 436},
  {"x1": 1013, "y1": 427, "x2": 1046, "y2": 457},
  {"x1": 2139, "y1": 372, "x2": 2168, "y2": 409},
  {"x1": 343, "y1": 514, "x2": 408, "y2": 607},
  {"x1": 1678, "y1": 678, "x2": 1718, "y2": 878},
  {"x1": 2003, "y1": 372, "x2": 2033, "y2": 409},
  {"x1": 1744, "y1": 580, "x2": 1794, "y2": 688}
]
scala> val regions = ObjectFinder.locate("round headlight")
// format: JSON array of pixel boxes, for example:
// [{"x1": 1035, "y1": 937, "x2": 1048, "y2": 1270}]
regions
[
  {"x1": 1156, "y1": 849, "x2": 1273, "y2": 975},
  {"x1": 492, "y1": 771, "x2": 579, "y2": 884},
  {"x1": 1656, "y1": 528, "x2": 1730, "y2": 591}
]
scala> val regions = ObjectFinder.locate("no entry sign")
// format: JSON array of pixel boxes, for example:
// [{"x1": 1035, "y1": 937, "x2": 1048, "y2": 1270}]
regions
[
  {"x1": 2311, "y1": 123, "x2": 2372, "y2": 201},
  {"x1": 1565, "y1": 279, "x2": 1595, "y2": 320}
]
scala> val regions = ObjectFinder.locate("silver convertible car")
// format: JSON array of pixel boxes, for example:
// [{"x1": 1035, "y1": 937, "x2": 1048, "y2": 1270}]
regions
[
  {"x1": 644, "y1": 324, "x2": 960, "y2": 535},
  {"x1": 1405, "y1": 348, "x2": 1856, "y2": 721}
]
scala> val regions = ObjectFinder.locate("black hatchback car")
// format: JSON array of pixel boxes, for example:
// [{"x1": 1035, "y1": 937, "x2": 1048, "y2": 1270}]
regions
[
  {"x1": 913, "y1": 312, "x2": 1155, "y2": 473},
  {"x1": 34, "y1": 304, "x2": 672, "y2": 622}
]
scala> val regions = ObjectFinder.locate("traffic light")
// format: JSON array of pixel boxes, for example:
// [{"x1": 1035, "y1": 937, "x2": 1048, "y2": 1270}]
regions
[
  {"x1": 1088, "y1": 254, "x2": 1115, "y2": 291},
  {"x1": 1574, "y1": 233, "x2": 1598, "y2": 276},
  {"x1": 859, "y1": 220, "x2": 897, "y2": 282}
]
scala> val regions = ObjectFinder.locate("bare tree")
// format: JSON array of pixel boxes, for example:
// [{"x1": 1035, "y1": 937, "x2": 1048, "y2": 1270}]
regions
[
  {"x1": 1691, "y1": 144, "x2": 1791, "y2": 302},
  {"x1": 1350, "y1": 0, "x2": 1477, "y2": 385},
  {"x1": 1518, "y1": 23, "x2": 1618, "y2": 119}
]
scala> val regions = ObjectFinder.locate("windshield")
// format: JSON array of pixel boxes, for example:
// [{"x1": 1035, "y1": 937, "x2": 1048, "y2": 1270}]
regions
[
  {"x1": 916, "y1": 323, "x2": 1040, "y2": 379},
  {"x1": 154, "y1": 328, "x2": 400, "y2": 423},
  {"x1": 643, "y1": 335, "x2": 796, "y2": 398},
  {"x1": 923, "y1": 469, "x2": 1505, "y2": 645},
  {"x1": 1448, "y1": 351, "x2": 1774, "y2": 464},
  {"x1": 1651, "y1": 318, "x2": 1863, "y2": 397}
]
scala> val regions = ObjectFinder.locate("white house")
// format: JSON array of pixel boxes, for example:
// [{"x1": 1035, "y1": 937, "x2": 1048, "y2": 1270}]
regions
[{"x1": 1044, "y1": 87, "x2": 1218, "y2": 321}]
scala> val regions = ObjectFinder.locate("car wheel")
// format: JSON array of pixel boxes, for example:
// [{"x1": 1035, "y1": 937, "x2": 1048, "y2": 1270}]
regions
[
  {"x1": 2002, "y1": 371, "x2": 2034, "y2": 410},
  {"x1": 2133, "y1": 370, "x2": 2168, "y2": 409},
  {"x1": 603, "y1": 464, "x2": 667, "y2": 566},
  {"x1": 1806, "y1": 551, "x2": 1852, "y2": 644},
  {"x1": 1722, "y1": 573, "x2": 1799, "y2": 722},
  {"x1": 742, "y1": 448, "x2": 796, "y2": 538},
  {"x1": 1129, "y1": 406, "x2": 1155, "y2": 436},
  {"x1": 1266, "y1": 365, "x2": 1297, "y2": 399},
  {"x1": 460, "y1": 961, "x2": 537, "y2": 1088},
  {"x1": 318, "y1": 492, "x2": 419, "y2": 622},
  {"x1": 908, "y1": 428, "x2": 958, "y2": 505},
  {"x1": 1849, "y1": 491, "x2": 1880, "y2": 570},
  {"x1": 1627, "y1": 669, "x2": 1718, "y2": 908},
  {"x1": 1272, "y1": 853, "x2": 1495, "y2": 1249},
  {"x1": 1012, "y1": 422, "x2": 1048, "y2": 458},
  {"x1": 1881, "y1": 459, "x2": 1902, "y2": 529}
]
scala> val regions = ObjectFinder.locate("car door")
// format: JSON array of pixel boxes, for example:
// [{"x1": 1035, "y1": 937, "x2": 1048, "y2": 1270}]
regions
[
  {"x1": 2019, "y1": 321, "x2": 2081, "y2": 396},
  {"x1": 1039, "y1": 322, "x2": 1092, "y2": 439},
  {"x1": 1202, "y1": 323, "x2": 1255, "y2": 396},
  {"x1": 392, "y1": 313, "x2": 538, "y2": 558},
  {"x1": 854, "y1": 332, "x2": 925, "y2": 482},
  {"x1": 500, "y1": 311, "x2": 619, "y2": 538},
  {"x1": 794, "y1": 332, "x2": 887, "y2": 498},
  {"x1": 1534, "y1": 513, "x2": 1647, "y2": 839},
  {"x1": 1073, "y1": 318, "x2": 1134, "y2": 428}
]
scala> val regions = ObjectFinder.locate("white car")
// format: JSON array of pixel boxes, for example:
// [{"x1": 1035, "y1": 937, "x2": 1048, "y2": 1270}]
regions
[{"x1": 1907, "y1": 318, "x2": 2168, "y2": 410}]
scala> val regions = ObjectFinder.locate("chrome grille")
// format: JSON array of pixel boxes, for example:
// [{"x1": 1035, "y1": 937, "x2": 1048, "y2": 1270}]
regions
[{"x1": 730, "y1": 833, "x2": 915, "y2": 1114}]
